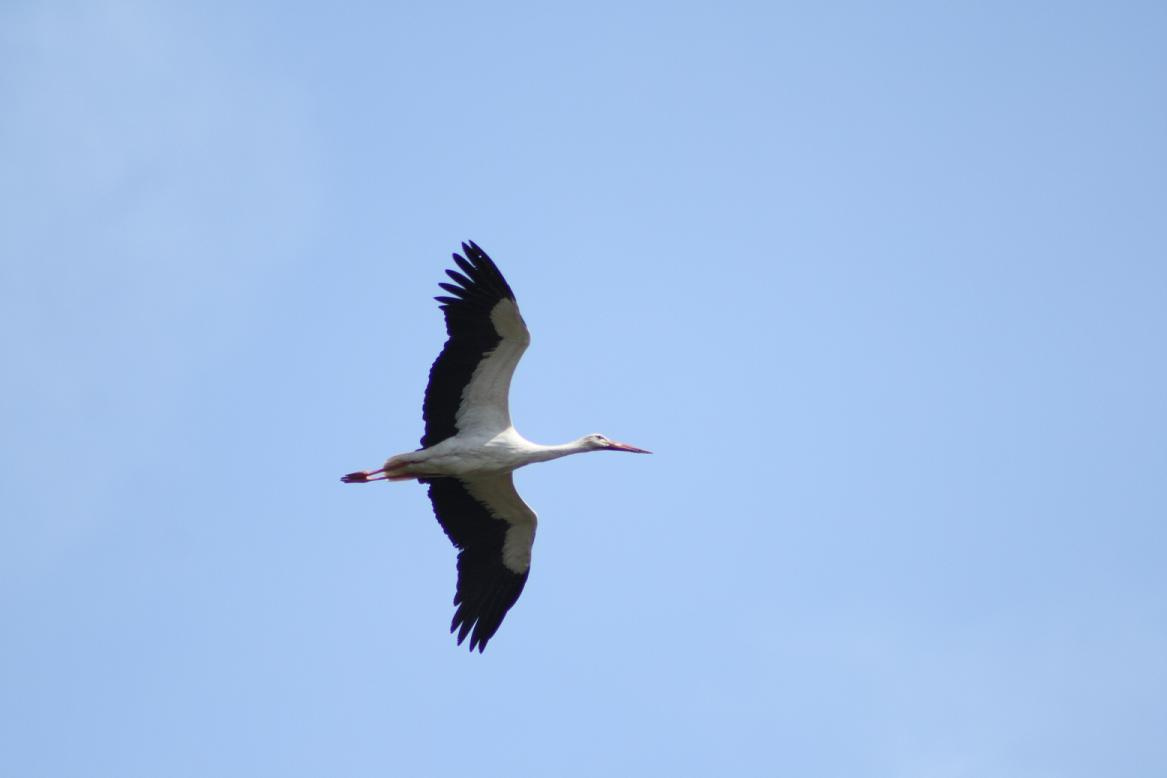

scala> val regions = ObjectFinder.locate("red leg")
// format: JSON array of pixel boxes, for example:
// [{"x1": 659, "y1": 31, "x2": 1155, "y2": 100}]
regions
[{"x1": 341, "y1": 467, "x2": 389, "y2": 483}]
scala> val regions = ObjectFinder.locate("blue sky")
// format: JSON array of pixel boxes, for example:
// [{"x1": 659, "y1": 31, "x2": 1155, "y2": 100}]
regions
[{"x1": 2, "y1": 2, "x2": 1165, "y2": 775}]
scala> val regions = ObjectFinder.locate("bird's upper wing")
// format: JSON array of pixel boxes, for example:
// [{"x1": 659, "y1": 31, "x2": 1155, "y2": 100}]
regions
[
  {"x1": 422, "y1": 241, "x2": 530, "y2": 448},
  {"x1": 424, "y1": 474, "x2": 537, "y2": 652}
]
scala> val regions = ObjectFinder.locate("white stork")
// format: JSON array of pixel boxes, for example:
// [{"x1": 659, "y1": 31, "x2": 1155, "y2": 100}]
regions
[{"x1": 341, "y1": 241, "x2": 650, "y2": 652}]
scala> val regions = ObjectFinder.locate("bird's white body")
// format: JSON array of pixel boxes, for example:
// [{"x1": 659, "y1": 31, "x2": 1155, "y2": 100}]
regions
[{"x1": 382, "y1": 427, "x2": 599, "y2": 480}]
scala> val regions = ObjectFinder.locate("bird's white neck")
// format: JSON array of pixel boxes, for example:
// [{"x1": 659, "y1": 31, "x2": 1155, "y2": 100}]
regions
[{"x1": 523, "y1": 437, "x2": 594, "y2": 464}]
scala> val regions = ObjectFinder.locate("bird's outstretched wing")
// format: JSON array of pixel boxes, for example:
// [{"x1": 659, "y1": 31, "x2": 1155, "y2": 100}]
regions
[
  {"x1": 424, "y1": 474, "x2": 537, "y2": 652},
  {"x1": 422, "y1": 241, "x2": 530, "y2": 448}
]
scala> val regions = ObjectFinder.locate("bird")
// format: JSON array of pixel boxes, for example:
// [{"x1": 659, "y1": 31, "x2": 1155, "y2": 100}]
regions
[{"x1": 341, "y1": 241, "x2": 650, "y2": 652}]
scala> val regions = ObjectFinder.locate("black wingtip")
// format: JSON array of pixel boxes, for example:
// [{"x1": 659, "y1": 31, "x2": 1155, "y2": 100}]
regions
[{"x1": 451, "y1": 611, "x2": 494, "y2": 652}]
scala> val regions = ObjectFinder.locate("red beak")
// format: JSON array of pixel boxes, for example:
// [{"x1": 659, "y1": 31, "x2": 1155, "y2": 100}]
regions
[{"x1": 607, "y1": 440, "x2": 652, "y2": 454}]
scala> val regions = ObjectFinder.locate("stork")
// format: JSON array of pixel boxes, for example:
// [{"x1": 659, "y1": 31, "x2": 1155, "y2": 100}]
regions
[{"x1": 341, "y1": 241, "x2": 650, "y2": 652}]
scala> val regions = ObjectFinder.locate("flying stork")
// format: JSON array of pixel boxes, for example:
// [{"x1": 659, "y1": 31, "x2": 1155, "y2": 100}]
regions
[{"x1": 341, "y1": 241, "x2": 650, "y2": 652}]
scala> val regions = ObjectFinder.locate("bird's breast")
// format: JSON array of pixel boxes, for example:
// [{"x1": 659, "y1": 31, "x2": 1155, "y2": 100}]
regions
[{"x1": 413, "y1": 431, "x2": 533, "y2": 478}]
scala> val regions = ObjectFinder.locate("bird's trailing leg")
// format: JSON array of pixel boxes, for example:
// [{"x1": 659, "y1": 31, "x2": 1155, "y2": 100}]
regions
[
  {"x1": 340, "y1": 456, "x2": 418, "y2": 483},
  {"x1": 340, "y1": 467, "x2": 390, "y2": 483}
]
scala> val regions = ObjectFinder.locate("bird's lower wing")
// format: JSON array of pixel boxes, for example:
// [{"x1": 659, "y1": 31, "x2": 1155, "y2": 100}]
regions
[{"x1": 424, "y1": 474, "x2": 537, "y2": 652}]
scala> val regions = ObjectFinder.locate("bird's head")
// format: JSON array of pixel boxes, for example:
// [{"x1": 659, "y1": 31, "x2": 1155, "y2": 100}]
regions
[{"x1": 582, "y1": 433, "x2": 652, "y2": 454}]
